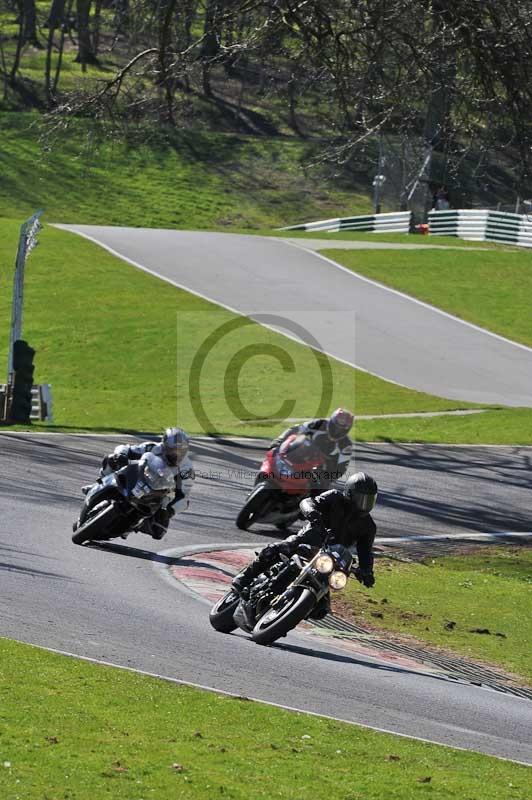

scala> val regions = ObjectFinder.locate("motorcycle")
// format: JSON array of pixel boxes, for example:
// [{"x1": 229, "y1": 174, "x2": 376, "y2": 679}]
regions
[
  {"x1": 72, "y1": 452, "x2": 175, "y2": 545},
  {"x1": 236, "y1": 434, "x2": 327, "y2": 531},
  {"x1": 209, "y1": 540, "x2": 353, "y2": 646}
]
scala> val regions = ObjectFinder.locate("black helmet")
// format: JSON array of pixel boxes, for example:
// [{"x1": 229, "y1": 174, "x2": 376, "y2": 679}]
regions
[
  {"x1": 344, "y1": 472, "x2": 378, "y2": 514},
  {"x1": 162, "y1": 427, "x2": 189, "y2": 466}
]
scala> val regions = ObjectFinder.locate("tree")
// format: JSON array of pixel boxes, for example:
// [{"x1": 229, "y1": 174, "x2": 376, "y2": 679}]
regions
[{"x1": 75, "y1": 0, "x2": 98, "y2": 67}]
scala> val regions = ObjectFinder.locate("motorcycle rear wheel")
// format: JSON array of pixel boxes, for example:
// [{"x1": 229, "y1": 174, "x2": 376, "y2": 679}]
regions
[
  {"x1": 251, "y1": 588, "x2": 316, "y2": 646},
  {"x1": 236, "y1": 484, "x2": 272, "y2": 530},
  {"x1": 71, "y1": 503, "x2": 119, "y2": 545},
  {"x1": 209, "y1": 590, "x2": 240, "y2": 633}
]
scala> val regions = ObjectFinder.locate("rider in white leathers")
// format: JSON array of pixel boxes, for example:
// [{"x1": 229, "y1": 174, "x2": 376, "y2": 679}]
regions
[{"x1": 96, "y1": 427, "x2": 194, "y2": 539}]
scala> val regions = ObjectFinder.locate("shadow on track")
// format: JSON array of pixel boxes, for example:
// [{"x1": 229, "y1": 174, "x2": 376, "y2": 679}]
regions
[
  {"x1": 88, "y1": 543, "x2": 241, "y2": 582},
  {"x1": 273, "y1": 640, "x2": 467, "y2": 688},
  {"x1": 0, "y1": 559, "x2": 77, "y2": 581},
  {"x1": 87, "y1": 541, "x2": 183, "y2": 565}
]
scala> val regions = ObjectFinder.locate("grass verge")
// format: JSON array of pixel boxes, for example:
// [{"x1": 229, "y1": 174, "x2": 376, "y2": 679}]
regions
[
  {"x1": 321, "y1": 247, "x2": 532, "y2": 348},
  {"x1": 275, "y1": 230, "x2": 507, "y2": 247},
  {"x1": 335, "y1": 547, "x2": 532, "y2": 684},
  {"x1": 0, "y1": 637, "x2": 530, "y2": 799},
  {"x1": 0, "y1": 220, "x2": 486, "y2": 437},
  {"x1": 352, "y1": 408, "x2": 532, "y2": 445}
]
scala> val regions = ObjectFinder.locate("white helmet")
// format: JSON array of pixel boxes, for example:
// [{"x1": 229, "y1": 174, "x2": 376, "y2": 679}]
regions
[
  {"x1": 162, "y1": 427, "x2": 189, "y2": 466},
  {"x1": 327, "y1": 408, "x2": 354, "y2": 441}
]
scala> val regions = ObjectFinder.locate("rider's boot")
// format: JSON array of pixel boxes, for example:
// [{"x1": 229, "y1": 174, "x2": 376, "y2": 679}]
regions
[
  {"x1": 148, "y1": 508, "x2": 171, "y2": 540},
  {"x1": 150, "y1": 524, "x2": 167, "y2": 540},
  {"x1": 232, "y1": 560, "x2": 263, "y2": 597}
]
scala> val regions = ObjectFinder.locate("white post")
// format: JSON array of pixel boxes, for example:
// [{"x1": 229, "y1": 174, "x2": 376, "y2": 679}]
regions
[{"x1": 7, "y1": 211, "x2": 43, "y2": 384}]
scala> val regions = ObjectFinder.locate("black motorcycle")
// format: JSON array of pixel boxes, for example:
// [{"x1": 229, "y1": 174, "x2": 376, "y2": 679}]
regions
[
  {"x1": 209, "y1": 541, "x2": 353, "y2": 646},
  {"x1": 72, "y1": 453, "x2": 175, "y2": 545}
]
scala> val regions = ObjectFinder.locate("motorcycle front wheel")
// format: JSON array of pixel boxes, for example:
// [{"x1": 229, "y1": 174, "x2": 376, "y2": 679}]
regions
[
  {"x1": 209, "y1": 590, "x2": 240, "y2": 633},
  {"x1": 251, "y1": 588, "x2": 316, "y2": 646},
  {"x1": 71, "y1": 503, "x2": 120, "y2": 545},
  {"x1": 236, "y1": 483, "x2": 272, "y2": 531}
]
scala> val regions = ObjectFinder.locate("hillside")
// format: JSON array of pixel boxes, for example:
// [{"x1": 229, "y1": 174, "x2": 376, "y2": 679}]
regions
[
  {"x1": 0, "y1": 113, "x2": 375, "y2": 229},
  {"x1": 2, "y1": 1, "x2": 532, "y2": 221}
]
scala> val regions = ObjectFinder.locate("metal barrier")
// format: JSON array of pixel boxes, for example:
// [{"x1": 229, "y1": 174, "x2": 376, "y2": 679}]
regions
[
  {"x1": 0, "y1": 384, "x2": 53, "y2": 423},
  {"x1": 280, "y1": 210, "x2": 412, "y2": 234},
  {"x1": 31, "y1": 384, "x2": 53, "y2": 422},
  {"x1": 7, "y1": 210, "x2": 43, "y2": 383},
  {"x1": 428, "y1": 209, "x2": 532, "y2": 248}
]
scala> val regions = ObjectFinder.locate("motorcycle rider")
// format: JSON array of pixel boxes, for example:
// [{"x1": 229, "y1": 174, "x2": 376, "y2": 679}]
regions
[
  {"x1": 269, "y1": 408, "x2": 354, "y2": 491},
  {"x1": 80, "y1": 427, "x2": 194, "y2": 540},
  {"x1": 231, "y1": 472, "x2": 378, "y2": 618}
]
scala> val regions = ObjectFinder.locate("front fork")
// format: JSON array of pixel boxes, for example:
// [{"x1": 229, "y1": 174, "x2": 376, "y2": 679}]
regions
[{"x1": 271, "y1": 560, "x2": 328, "y2": 608}]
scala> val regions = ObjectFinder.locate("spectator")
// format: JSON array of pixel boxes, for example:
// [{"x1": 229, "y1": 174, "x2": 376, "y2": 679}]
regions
[{"x1": 432, "y1": 185, "x2": 450, "y2": 211}]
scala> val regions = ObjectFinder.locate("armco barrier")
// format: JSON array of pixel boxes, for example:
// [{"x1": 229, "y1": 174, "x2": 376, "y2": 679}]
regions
[
  {"x1": 280, "y1": 210, "x2": 411, "y2": 234},
  {"x1": 429, "y1": 209, "x2": 532, "y2": 248}
]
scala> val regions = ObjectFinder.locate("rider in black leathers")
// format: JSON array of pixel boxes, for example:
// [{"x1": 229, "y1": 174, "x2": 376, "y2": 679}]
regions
[{"x1": 232, "y1": 472, "x2": 378, "y2": 618}]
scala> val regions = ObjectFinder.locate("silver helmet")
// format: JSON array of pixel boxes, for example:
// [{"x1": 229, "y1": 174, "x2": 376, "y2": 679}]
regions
[
  {"x1": 162, "y1": 427, "x2": 189, "y2": 466},
  {"x1": 327, "y1": 408, "x2": 354, "y2": 441}
]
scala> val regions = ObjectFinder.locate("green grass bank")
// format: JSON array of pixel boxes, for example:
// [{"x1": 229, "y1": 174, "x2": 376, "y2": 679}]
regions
[
  {"x1": 1, "y1": 220, "x2": 487, "y2": 437},
  {"x1": 0, "y1": 113, "x2": 370, "y2": 229},
  {"x1": 322, "y1": 247, "x2": 532, "y2": 348},
  {"x1": 338, "y1": 547, "x2": 532, "y2": 684},
  {"x1": 0, "y1": 638, "x2": 529, "y2": 800},
  {"x1": 2, "y1": 215, "x2": 532, "y2": 442}
]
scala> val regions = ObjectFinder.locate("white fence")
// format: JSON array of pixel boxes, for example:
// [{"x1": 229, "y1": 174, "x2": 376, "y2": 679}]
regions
[
  {"x1": 280, "y1": 210, "x2": 412, "y2": 234},
  {"x1": 428, "y1": 209, "x2": 532, "y2": 248}
]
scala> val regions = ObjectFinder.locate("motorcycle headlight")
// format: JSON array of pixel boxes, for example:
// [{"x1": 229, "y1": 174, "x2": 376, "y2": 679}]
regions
[
  {"x1": 315, "y1": 554, "x2": 334, "y2": 574},
  {"x1": 329, "y1": 571, "x2": 348, "y2": 590}
]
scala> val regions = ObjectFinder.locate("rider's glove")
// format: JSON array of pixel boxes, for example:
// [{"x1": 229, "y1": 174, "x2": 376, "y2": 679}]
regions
[
  {"x1": 109, "y1": 452, "x2": 128, "y2": 471},
  {"x1": 261, "y1": 541, "x2": 292, "y2": 562},
  {"x1": 307, "y1": 509, "x2": 326, "y2": 531},
  {"x1": 354, "y1": 568, "x2": 375, "y2": 588}
]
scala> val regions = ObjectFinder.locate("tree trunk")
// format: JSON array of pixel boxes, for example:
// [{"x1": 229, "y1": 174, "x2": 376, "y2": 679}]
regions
[
  {"x1": 201, "y1": 0, "x2": 224, "y2": 97},
  {"x1": 113, "y1": 0, "x2": 129, "y2": 35},
  {"x1": 9, "y1": 10, "x2": 25, "y2": 82},
  {"x1": 158, "y1": 0, "x2": 178, "y2": 123},
  {"x1": 53, "y1": 0, "x2": 73, "y2": 93},
  {"x1": 92, "y1": 0, "x2": 102, "y2": 56},
  {"x1": 74, "y1": 0, "x2": 98, "y2": 67},
  {"x1": 21, "y1": 0, "x2": 40, "y2": 47},
  {"x1": 423, "y1": 1, "x2": 457, "y2": 215},
  {"x1": 45, "y1": 0, "x2": 65, "y2": 103},
  {"x1": 0, "y1": 38, "x2": 9, "y2": 100}
]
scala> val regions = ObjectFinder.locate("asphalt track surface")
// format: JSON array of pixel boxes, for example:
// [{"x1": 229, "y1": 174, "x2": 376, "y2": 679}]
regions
[
  {"x1": 58, "y1": 225, "x2": 532, "y2": 407},
  {"x1": 1, "y1": 432, "x2": 531, "y2": 764}
]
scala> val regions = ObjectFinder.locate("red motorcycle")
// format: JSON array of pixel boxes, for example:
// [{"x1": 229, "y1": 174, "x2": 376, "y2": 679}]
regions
[{"x1": 235, "y1": 434, "x2": 327, "y2": 531}]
